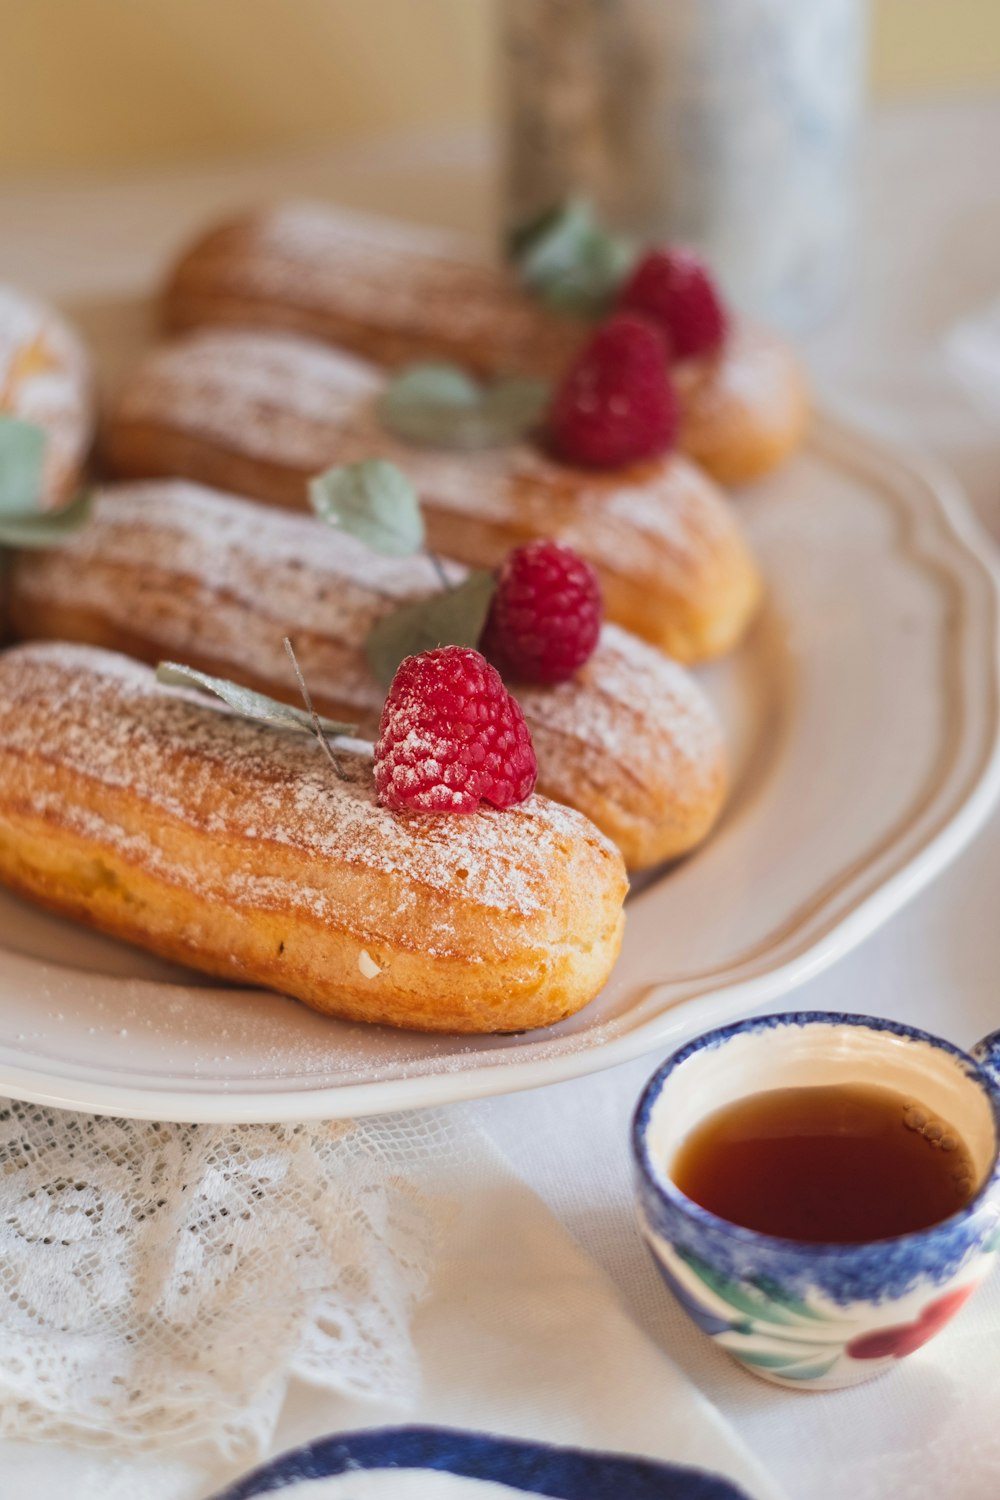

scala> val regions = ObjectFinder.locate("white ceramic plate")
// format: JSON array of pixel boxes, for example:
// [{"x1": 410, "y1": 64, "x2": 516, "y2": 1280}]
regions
[{"x1": 2, "y1": 414, "x2": 999, "y2": 1120}]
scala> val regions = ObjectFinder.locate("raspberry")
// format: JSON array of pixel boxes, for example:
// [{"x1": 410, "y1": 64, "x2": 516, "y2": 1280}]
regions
[
  {"x1": 481, "y1": 540, "x2": 602, "y2": 684},
  {"x1": 547, "y1": 313, "x2": 677, "y2": 469},
  {"x1": 374, "y1": 646, "x2": 537, "y2": 813},
  {"x1": 618, "y1": 247, "x2": 729, "y2": 360}
]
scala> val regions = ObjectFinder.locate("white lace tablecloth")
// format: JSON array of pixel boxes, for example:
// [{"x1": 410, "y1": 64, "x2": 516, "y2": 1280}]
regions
[
  {"x1": 0, "y1": 1102, "x2": 780, "y2": 1500},
  {"x1": 1, "y1": 96, "x2": 1000, "y2": 1500},
  {"x1": 0, "y1": 1104, "x2": 451, "y2": 1456}
]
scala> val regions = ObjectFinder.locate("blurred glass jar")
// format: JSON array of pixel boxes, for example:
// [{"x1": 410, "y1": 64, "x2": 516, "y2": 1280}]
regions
[{"x1": 500, "y1": 0, "x2": 868, "y2": 330}]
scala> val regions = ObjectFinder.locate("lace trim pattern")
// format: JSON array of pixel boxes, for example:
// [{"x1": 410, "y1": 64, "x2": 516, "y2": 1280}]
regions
[{"x1": 0, "y1": 1099, "x2": 458, "y2": 1457}]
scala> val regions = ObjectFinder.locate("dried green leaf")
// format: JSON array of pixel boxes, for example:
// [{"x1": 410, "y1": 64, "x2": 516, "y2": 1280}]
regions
[
  {"x1": 308, "y1": 459, "x2": 424, "y2": 557},
  {"x1": 386, "y1": 362, "x2": 481, "y2": 411},
  {"x1": 479, "y1": 376, "x2": 551, "y2": 441},
  {"x1": 365, "y1": 570, "x2": 497, "y2": 689},
  {"x1": 0, "y1": 486, "x2": 93, "y2": 547},
  {"x1": 379, "y1": 362, "x2": 550, "y2": 449},
  {"x1": 155, "y1": 661, "x2": 357, "y2": 738},
  {"x1": 509, "y1": 197, "x2": 636, "y2": 317},
  {"x1": 509, "y1": 198, "x2": 597, "y2": 284},
  {"x1": 0, "y1": 415, "x2": 46, "y2": 517}
]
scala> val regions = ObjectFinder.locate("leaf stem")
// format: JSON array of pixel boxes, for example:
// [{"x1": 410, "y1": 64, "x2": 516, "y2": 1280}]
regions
[
  {"x1": 427, "y1": 549, "x2": 452, "y2": 592},
  {"x1": 283, "y1": 637, "x2": 348, "y2": 780}
]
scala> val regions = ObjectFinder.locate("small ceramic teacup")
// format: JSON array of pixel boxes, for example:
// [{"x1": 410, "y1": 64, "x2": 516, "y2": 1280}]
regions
[{"x1": 632, "y1": 1012, "x2": 1000, "y2": 1390}]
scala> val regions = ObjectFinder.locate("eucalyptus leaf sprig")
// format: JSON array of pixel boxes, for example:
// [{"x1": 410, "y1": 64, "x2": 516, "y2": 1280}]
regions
[
  {"x1": 281, "y1": 636, "x2": 353, "y2": 781},
  {"x1": 0, "y1": 414, "x2": 93, "y2": 547},
  {"x1": 378, "y1": 363, "x2": 551, "y2": 451},
  {"x1": 364, "y1": 572, "x2": 496, "y2": 689},
  {"x1": 156, "y1": 641, "x2": 360, "y2": 780},
  {"x1": 507, "y1": 198, "x2": 637, "y2": 318},
  {"x1": 309, "y1": 459, "x2": 425, "y2": 559},
  {"x1": 308, "y1": 458, "x2": 498, "y2": 689},
  {"x1": 309, "y1": 456, "x2": 455, "y2": 594}
]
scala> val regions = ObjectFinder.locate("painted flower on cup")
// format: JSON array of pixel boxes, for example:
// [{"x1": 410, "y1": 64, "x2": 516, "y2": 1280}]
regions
[{"x1": 845, "y1": 1285, "x2": 976, "y2": 1361}]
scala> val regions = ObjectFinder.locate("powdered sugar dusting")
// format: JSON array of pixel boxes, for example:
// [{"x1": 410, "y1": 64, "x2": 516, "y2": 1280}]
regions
[
  {"x1": 110, "y1": 327, "x2": 742, "y2": 595},
  {"x1": 0, "y1": 644, "x2": 613, "y2": 939},
  {"x1": 373, "y1": 647, "x2": 537, "y2": 814},
  {"x1": 115, "y1": 330, "x2": 379, "y2": 472},
  {"x1": 0, "y1": 285, "x2": 93, "y2": 507},
  {"x1": 674, "y1": 321, "x2": 800, "y2": 426},
  {"x1": 210, "y1": 203, "x2": 508, "y2": 324},
  {"x1": 519, "y1": 622, "x2": 723, "y2": 791},
  {"x1": 248, "y1": 200, "x2": 485, "y2": 263},
  {"x1": 11, "y1": 483, "x2": 724, "y2": 850},
  {"x1": 169, "y1": 201, "x2": 580, "y2": 376},
  {"x1": 11, "y1": 480, "x2": 443, "y2": 717}
]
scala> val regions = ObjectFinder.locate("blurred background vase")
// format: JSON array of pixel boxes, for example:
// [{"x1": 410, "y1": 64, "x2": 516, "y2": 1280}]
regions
[{"x1": 500, "y1": 0, "x2": 869, "y2": 330}]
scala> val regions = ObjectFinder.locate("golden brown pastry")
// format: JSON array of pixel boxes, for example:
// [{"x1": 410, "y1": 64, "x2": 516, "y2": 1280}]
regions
[
  {"x1": 673, "y1": 321, "x2": 810, "y2": 488},
  {"x1": 8, "y1": 480, "x2": 728, "y2": 870},
  {"x1": 162, "y1": 201, "x2": 808, "y2": 485},
  {"x1": 163, "y1": 201, "x2": 583, "y2": 381},
  {"x1": 102, "y1": 329, "x2": 762, "y2": 663},
  {"x1": 0, "y1": 642, "x2": 627, "y2": 1033},
  {"x1": 0, "y1": 284, "x2": 93, "y2": 508}
]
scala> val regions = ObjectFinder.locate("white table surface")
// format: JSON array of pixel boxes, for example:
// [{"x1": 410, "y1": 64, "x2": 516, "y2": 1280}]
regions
[{"x1": 4, "y1": 97, "x2": 1000, "y2": 1499}]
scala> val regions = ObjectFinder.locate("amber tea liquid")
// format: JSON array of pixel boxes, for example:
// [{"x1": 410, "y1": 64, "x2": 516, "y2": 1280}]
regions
[{"x1": 671, "y1": 1083, "x2": 977, "y2": 1242}]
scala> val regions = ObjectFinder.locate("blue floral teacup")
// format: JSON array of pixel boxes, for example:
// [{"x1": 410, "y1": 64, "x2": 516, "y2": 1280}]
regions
[{"x1": 632, "y1": 1012, "x2": 1000, "y2": 1390}]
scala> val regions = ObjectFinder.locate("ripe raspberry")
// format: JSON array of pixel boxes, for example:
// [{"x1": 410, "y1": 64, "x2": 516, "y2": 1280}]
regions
[
  {"x1": 481, "y1": 540, "x2": 602, "y2": 684},
  {"x1": 374, "y1": 646, "x2": 537, "y2": 813},
  {"x1": 618, "y1": 247, "x2": 729, "y2": 360},
  {"x1": 547, "y1": 313, "x2": 677, "y2": 469}
]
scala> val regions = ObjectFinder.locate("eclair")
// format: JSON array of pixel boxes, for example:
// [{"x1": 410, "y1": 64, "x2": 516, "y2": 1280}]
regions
[
  {"x1": 8, "y1": 480, "x2": 728, "y2": 870},
  {"x1": 101, "y1": 328, "x2": 762, "y2": 663},
  {"x1": 163, "y1": 202, "x2": 583, "y2": 385},
  {"x1": 0, "y1": 642, "x2": 627, "y2": 1033},
  {"x1": 162, "y1": 201, "x2": 807, "y2": 485},
  {"x1": 0, "y1": 285, "x2": 93, "y2": 508},
  {"x1": 670, "y1": 322, "x2": 810, "y2": 489}
]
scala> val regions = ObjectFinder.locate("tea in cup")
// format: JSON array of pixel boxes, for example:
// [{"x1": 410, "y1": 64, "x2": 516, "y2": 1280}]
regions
[{"x1": 632, "y1": 1012, "x2": 1000, "y2": 1389}]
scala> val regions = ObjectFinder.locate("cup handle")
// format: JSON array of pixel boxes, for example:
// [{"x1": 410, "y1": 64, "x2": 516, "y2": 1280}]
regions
[{"x1": 972, "y1": 1031, "x2": 1000, "y2": 1091}]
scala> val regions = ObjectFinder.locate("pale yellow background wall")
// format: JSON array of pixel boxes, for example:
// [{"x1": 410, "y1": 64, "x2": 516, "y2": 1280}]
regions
[{"x1": 0, "y1": 0, "x2": 997, "y2": 179}]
